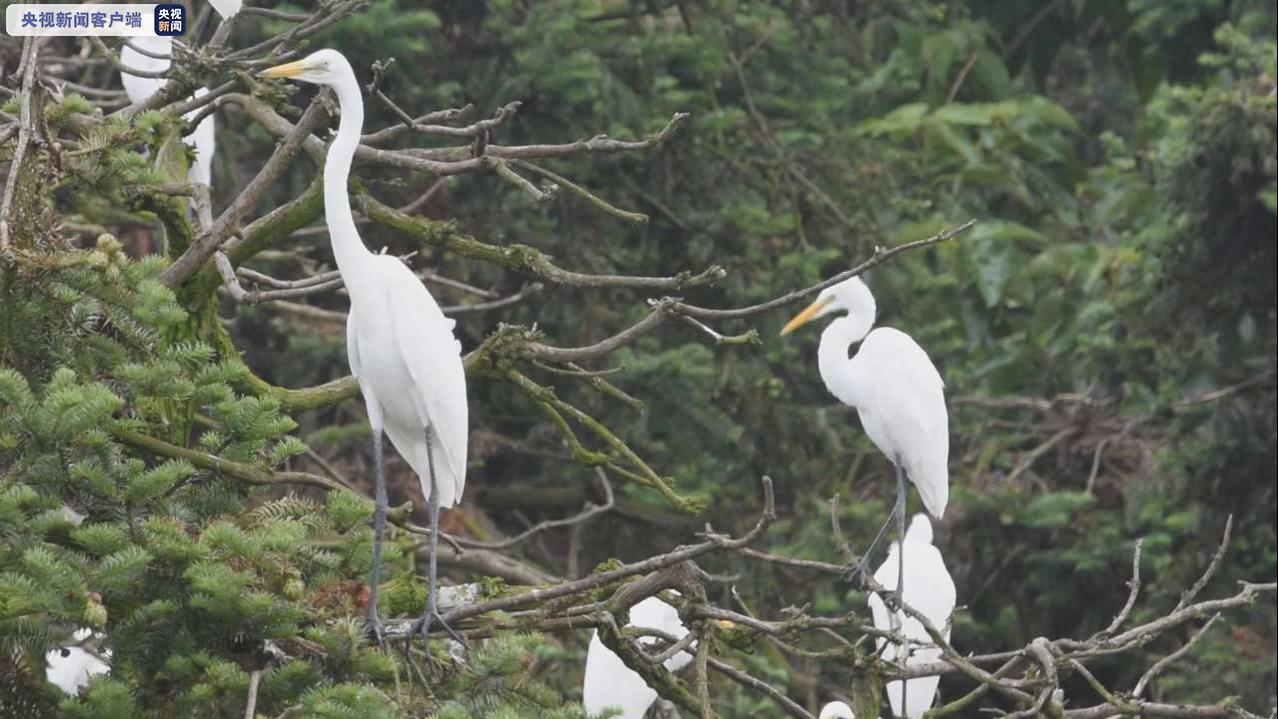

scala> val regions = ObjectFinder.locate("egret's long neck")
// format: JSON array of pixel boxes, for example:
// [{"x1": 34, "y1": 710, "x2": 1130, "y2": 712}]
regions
[
  {"x1": 323, "y1": 78, "x2": 371, "y2": 282},
  {"x1": 817, "y1": 309, "x2": 874, "y2": 408}
]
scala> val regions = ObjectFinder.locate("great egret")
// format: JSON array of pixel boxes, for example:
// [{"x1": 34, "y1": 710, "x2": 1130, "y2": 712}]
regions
[
  {"x1": 780, "y1": 275, "x2": 948, "y2": 592},
  {"x1": 820, "y1": 701, "x2": 856, "y2": 719},
  {"x1": 583, "y1": 594, "x2": 693, "y2": 719},
  {"x1": 867, "y1": 514, "x2": 956, "y2": 719},
  {"x1": 45, "y1": 629, "x2": 110, "y2": 694},
  {"x1": 258, "y1": 51, "x2": 468, "y2": 645},
  {"x1": 120, "y1": 37, "x2": 216, "y2": 188}
]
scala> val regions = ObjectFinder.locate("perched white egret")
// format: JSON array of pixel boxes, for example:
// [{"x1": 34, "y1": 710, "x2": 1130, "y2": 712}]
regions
[
  {"x1": 45, "y1": 629, "x2": 110, "y2": 694},
  {"x1": 583, "y1": 594, "x2": 693, "y2": 719},
  {"x1": 820, "y1": 701, "x2": 856, "y2": 719},
  {"x1": 120, "y1": 37, "x2": 216, "y2": 188},
  {"x1": 258, "y1": 51, "x2": 468, "y2": 644},
  {"x1": 780, "y1": 275, "x2": 948, "y2": 591},
  {"x1": 867, "y1": 515, "x2": 956, "y2": 719}
]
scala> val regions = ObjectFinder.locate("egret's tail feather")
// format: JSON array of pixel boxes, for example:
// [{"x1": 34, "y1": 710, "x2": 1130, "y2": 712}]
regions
[{"x1": 911, "y1": 464, "x2": 948, "y2": 519}]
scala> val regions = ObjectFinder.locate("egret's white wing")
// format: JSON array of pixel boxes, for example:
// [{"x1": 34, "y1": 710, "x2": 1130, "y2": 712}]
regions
[
  {"x1": 583, "y1": 596, "x2": 692, "y2": 718},
  {"x1": 381, "y1": 257, "x2": 468, "y2": 506},
  {"x1": 853, "y1": 327, "x2": 949, "y2": 517}
]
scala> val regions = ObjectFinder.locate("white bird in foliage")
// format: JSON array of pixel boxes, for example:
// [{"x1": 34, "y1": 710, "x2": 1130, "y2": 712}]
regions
[
  {"x1": 867, "y1": 514, "x2": 956, "y2": 719},
  {"x1": 820, "y1": 701, "x2": 856, "y2": 719},
  {"x1": 583, "y1": 594, "x2": 693, "y2": 719},
  {"x1": 45, "y1": 629, "x2": 110, "y2": 694},
  {"x1": 120, "y1": 37, "x2": 216, "y2": 188},
  {"x1": 258, "y1": 50, "x2": 468, "y2": 645},
  {"x1": 780, "y1": 275, "x2": 948, "y2": 593}
]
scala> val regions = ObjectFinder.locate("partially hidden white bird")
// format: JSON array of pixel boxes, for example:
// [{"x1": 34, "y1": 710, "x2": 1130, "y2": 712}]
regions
[
  {"x1": 583, "y1": 594, "x2": 693, "y2": 719},
  {"x1": 207, "y1": 0, "x2": 242, "y2": 18},
  {"x1": 258, "y1": 50, "x2": 468, "y2": 644},
  {"x1": 867, "y1": 515, "x2": 956, "y2": 719},
  {"x1": 820, "y1": 701, "x2": 856, "y2": 719},
  {"x1": 121, "y1": 37, "x2": 215, "y2": 187},
  {"x1": 45, "y1": 629, "x2": 110, "y2": 694},
  {"x1": 780, "y1": 275, "x2": 948, "y2": 593}
]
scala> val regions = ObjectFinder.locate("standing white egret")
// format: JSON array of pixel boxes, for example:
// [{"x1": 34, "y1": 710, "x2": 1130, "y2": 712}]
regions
[
  {"x1": 780, "y1": 275, "x2": 948, "y2": 593},
  {"x1": 120, "y1": 37, "x2": 216, "y2": 188},
  {"x1": 258, "y1": 50, "x2": 468, "y2": 645},
  {"x1": 820, "y1": 701, "x2": 856, "y2": 719},
  {"x1": 45, "y1": 629, "x2": 110, "y2": 694},
  {"x1": 583, "y1": 594, "x2": 693, "y2": 719},
  {"x1": 867, "y1": 514, "x2": 956, "y2": 719}
]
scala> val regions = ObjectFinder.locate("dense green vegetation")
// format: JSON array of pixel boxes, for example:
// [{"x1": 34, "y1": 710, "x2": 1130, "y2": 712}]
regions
[{"x1": 1, "y1": 1, "x2": 1274, "y2": 717}]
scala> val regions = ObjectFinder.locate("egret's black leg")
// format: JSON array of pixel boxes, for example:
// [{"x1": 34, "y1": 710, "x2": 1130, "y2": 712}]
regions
[
  {"x1": 895, "y1": 462, "x2": 907, "y2": 607},
  {"x1": 843, "y1": 464, "x2": 902, "y2": 586},
  {"x1": 363, "y1": 430, "x2": 387, "y2": 648},
  {"x1": 409, "y1": 429, "x2": 464, "y2": 648},
  {"x1": 895, "y1": 462, "x2": 908, "y2": 717}
]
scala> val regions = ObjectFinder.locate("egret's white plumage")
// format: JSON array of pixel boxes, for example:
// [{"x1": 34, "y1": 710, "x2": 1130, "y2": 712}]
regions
[
  {"x1": 783, "y1": 276, "x2": 948, "y2": 518},
  {"x1": 819, "y1": 701, "x2": 856, "y2": 719},
  {"x1": 120, "y1": 37, "x2": 216, "y2": 188},
  {"x1": 344, "y1": 258, "x2": 468, "y2": 506},
  {"x1": 583, "y1": 595, "x2": 693, "y2": 719},
  {"x1": 258, "y1": 49, "x2": 467, "y2": 640},
  {"x1": 45, "y1": 629, "x2": 110, "y2": 694},
  {"x1": 867, "y1": 515, "x2": 956, "y2": 719}
]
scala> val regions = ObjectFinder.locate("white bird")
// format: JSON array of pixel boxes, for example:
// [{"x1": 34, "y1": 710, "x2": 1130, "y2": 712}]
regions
[
  {"x1": 120, "y1": 37, "x2": 216, "y2": 189},
  {"x1": 207, "y1": 0, "x2": 242, "y2": 18},
  {"x1": 780, "y1": 275, "x2": 948, "y2": 591},
  {"x1": 583, "y1": 594, "x2": 693, "y2": 719},
  {"x1": 258, "y1": 51, "x2": 468, "y2": 644},
  {"x1": 820, "y1": 701, "x2": 856, "y2": 719},
  {"x1": 867, "y1": 515, "x2": 956, "y2": 719},
  {"x1": 45, "y1": 629, "x2": 110, "y2": 694}
]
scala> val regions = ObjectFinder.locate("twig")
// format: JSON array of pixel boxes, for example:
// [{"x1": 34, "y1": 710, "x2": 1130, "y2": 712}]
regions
[
  {"x1": 945, "y1": 52, "x2": 980, "y2": 104},
  {"x1": 1, "y1": 38, "x2": 42, "y2": 251},
  {"x1": 1175, "y1": 516, "x2": 1232, "y2": 612},
  {"x1": 456, "y1": 469, "x2": 615, "y2": 549},
  {"x1": 244, "y1": 669, "x2": 262, "y2": 719},
  {"x1": 1097, "y1": 538, "x2": 1144, "y2": 638},
  {"x1": 674, "y1": 220, "x2": 977, "y2": 320},
  {"x1": 1133, "y1": 614, "x2": 1223, "y2": 698},
  {"x1": 707, "y1": 656, "x2": 816, "y2": 719},
  {"x1": 513, "y1": 159, "x2": 649, "y2": 224}
]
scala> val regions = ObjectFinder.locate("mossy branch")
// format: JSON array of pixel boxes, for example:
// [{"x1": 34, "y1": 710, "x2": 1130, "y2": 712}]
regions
[
  {"x1": 357, "y1": 190, "x2": 723, "y2": 291},
  {"x1": 506, "y1": 368, "x2": 699, "y2": 514}
]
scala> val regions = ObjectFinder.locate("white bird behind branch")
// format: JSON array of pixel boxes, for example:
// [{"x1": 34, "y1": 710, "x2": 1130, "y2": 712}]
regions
[
  {"x1": 583, "y1": 595, "x2": 693, "y2": 719},
  {"x1": 120, "y1": 37, "x2": 216, "y2": 189},
  {"x1": 45, "y1": 629, "x2": 110, "y2": 694},
  {"x1": 867, "y1": 514, "x2": 956, "y2": 719}
]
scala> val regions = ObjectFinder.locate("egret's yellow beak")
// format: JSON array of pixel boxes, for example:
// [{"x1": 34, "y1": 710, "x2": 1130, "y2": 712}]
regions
[
  {"x1": 257, "y1": 59, "x2": 309, "y2": 79},
  {"x1": 715, "y1": 619, "x2": 737, "y2": 630},
  {"x1": 780, "y1": 297, "x2": 830, "y2": 336}
]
